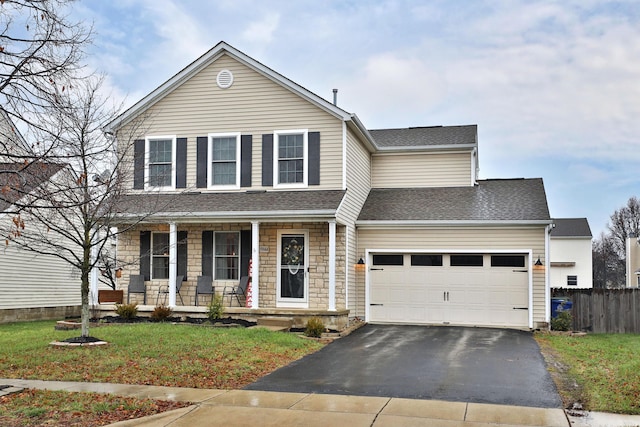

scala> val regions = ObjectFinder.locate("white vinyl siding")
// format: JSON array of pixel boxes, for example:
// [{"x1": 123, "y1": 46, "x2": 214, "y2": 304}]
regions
[
  {"x1": 371, "y1": 152, "x2": 472, "y2": 188},
  {"x1": 356, "y1": 226, "x2": 547, "y2": 327},
  {"x1": 119, "y1": 54, "x2": 344, "y2": 191},
  {"x1": 0, "y1": 217, "x2": 81, "y2": 310},
  {"x1": 337, "y1": 129, "x2": 372, "y2": 317},
  {"x1": 550, "y1": 238, "x2": 593, "y2": 288}
]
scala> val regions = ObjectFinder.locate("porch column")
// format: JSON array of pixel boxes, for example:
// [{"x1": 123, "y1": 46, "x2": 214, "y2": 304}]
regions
[
  {"x1": 328, "y1": 220, "x2": 336, "y2": 311},
  {"x1": 89, "y1": 242, "x2": 99, "y2": 305},
  {"x1": 251, "y1": 221, "x2": 260, "y2": 308},
  {"x1": 168, "y1": 222, "x2": 177, "y2": 307}
]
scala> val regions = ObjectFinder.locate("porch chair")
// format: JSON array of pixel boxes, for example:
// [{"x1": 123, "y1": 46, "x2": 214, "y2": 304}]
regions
[
  {"x1": 195, "y1": 276, "x2": 215, "y2": 306},
  {"x1": 127, "y1": 274, "x2": 146, "y2": 304},
  {"x1": 156, "y1": 275, "x2": 185, "y2": 305},
  {"x1": 223, "y1": 276, "x2": 249, "y2": 307}
]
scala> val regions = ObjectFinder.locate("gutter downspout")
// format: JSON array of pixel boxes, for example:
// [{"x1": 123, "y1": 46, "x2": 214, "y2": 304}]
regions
[{"x1": 544, "y1": 223, "x2": 552, "y2": 325}]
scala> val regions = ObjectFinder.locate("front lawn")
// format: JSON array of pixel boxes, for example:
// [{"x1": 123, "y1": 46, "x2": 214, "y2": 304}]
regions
[
  {"x1": 536, "y1": 332, "x2": 640, "y2": 415},
  {"x1": 0, "y1": 321, "x2": 324, "y2": 388},
  {"x1": 0, "y1": 320, "x2": 324, "y2": 426}
]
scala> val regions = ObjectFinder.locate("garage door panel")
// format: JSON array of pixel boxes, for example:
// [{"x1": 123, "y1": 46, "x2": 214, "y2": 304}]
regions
[{"x1": 369, "y1": 253, "x2": 529, "y2": 328}]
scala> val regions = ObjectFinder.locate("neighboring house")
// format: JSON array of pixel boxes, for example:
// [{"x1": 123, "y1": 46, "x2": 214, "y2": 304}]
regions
[
  {"x1": 549, "y1": 218, "x2": 593, "y2": 289},
  {"x1": 0, "y1": 111, "x2": 81, "y2": 322},
  {"x1": 626, "y1": 233, "x2": 640, "y2": 288},
  {"x1": 105, "y1": 41, "x2": 553, "y2": 330}
]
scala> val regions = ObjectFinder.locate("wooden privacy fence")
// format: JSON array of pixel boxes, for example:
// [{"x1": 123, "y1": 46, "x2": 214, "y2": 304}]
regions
[{"x1": 552, "y1": 289, "x2": 640, "y2": 334}]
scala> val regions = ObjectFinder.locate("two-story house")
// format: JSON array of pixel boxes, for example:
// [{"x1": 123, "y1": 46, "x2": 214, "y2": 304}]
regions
[
  {"x1": 105, "y1": 42, "x2": 553, "y2": 330},
  {"x1": 0, "y1": 110, "x2": 81, "y2": 322},
  {"x1": 550, "y1": 218, "x2": 593, "y2": 289}
]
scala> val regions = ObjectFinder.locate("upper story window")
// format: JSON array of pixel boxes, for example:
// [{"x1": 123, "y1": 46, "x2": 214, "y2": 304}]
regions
[
  {"x1": 209, "y1": 133, "x2": 240, "y2": 189},
  {"x1": 274, "y1": 130, "x2": 308, "y2": 188},
  {"x1": 151, "y1": 232, "x2": 170, "y2": 279},
  {"x1": 146, "y1": 136, "x2": 176, "y2": 189}
]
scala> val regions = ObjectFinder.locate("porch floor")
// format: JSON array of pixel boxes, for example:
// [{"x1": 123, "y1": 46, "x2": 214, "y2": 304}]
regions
[{"x1": 95, "y1": 304, "x2": 350, "y2": 331}]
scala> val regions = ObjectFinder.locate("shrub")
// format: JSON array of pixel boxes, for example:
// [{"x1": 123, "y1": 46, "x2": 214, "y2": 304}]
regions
[
  {"x1": 207, "y1": 295, "x2": 225, "y2": 321},
  {"x1": 304, "y1": 317, "x2": 325, "y2": 338},
  {"x1": 551, "y1": 311, "x2": 573, "y2": 331},
  {"x1": 114, "y1": 302, "x2": 138, "y2": 319},
  {"x1": 151, "y1": 304, "x2": 173, "y2": 321}
]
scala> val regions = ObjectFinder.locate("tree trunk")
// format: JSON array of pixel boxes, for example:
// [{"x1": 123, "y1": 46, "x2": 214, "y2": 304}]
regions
[{"x1": 81, "y1": 247, "x2": 91, "y2": 338}]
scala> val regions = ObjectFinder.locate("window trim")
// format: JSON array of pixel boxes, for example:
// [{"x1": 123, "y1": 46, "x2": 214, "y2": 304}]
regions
[
  {"x1": 145, "y1": 135, "x2": 176, "y2": 190},
  {"x1": 208, "y1": 132, "x2": 241, "y2": 190},
  {"x1": 214, "y1": 231, "x2": 240, "y2": 281},
  {"x1": 273, "y1": 129, "x2": 308, "y2": 189},
  {"x1": 151, "y1": 232, "x2": 170, "y2": 280}
]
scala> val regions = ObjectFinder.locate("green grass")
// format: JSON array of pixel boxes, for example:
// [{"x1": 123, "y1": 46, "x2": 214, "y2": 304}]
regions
[
  {"x1": 0, "y1": 321, "x2": 324, "y2": 389},
  {"x1": 536, "y1": 333, "x2": 640, "y2": 414}
]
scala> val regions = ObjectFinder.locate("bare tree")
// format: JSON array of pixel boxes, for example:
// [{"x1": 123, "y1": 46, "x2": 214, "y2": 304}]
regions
[
  {"x1": 592, "y1": 232, "x2": 626, "y2": 288},
  {"x1": 607, "y1": 196, "x2": 640, "y2": 259},
  {"x1": 1, "y1": 0, "x2": 90, "y2": 160},
  {"x1": 1, "y1": 76, "x2": 144, "y2": 339}
]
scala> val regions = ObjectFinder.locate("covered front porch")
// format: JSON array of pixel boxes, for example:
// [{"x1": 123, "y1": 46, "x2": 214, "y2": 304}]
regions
[{"x1": 91, "y1": 217, "x2": 350, "y2": 330}]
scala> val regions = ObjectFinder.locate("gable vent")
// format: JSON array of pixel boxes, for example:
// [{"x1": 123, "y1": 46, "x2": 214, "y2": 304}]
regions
[{"x1": 216, "y1": 69, "x2": 234, "y2": 89}]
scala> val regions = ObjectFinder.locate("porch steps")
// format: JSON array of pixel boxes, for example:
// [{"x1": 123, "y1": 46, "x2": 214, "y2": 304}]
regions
[{"x1": 254, "y1": 316, "x2": 294, "y2": 332}]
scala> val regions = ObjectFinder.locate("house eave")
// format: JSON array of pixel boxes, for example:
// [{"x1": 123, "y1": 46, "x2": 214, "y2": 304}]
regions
[
  {"x1": 374, "y1": 143, "x2": 477, "y2": 153},
  {"x1": 114, "y1": 209, "x2": 338, "y2": 224},
  {"x1": 356, "y1": 220, "x2": 554, "y2": 228}
]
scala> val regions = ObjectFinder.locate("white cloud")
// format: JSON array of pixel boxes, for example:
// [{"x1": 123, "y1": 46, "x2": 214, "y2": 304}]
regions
[{"x1": 241, "y1": 12, "x2": 280, "y2": 44}]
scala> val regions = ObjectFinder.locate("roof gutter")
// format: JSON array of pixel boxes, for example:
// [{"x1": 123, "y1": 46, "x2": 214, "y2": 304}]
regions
[
  {"x1": 374, "y1": 143, "x2": 477, "y2": 153},
  {"x1": 114, "y1": 209, "x2": 338, "y2": 224},
  {"x1": 356, "y1": 220, "x2": 554, "y2": 228}
]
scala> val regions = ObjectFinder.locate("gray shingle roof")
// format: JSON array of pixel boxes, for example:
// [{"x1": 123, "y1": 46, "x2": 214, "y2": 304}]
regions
[
  {"x1": 0, "y1": 163, "x2": 65, "y2": 212},
  {"x1": 551, "y1": 218, "x2": 592, "y2": 237},
  {"x1": 357, "y1": 179, "x2": 550, "y2": 222},
  {"x1": 368, "y1": 125, "x2": 477, "y2": 148},
  {"x1": 115, "y1": 190, "x2": 346, "y2": 219}
]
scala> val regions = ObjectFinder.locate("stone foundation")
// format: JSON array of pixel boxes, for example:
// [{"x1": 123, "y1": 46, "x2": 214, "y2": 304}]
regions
[{"x1": 0, "y1": 305, "x2": 81, "y2": 324}]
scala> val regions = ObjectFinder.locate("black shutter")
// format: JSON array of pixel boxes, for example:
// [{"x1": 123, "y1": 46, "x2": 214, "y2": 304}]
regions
[
  {"x1": 196, "y1": 136, "x2": 208, "y2": 188},
  {"x1": 308, "y1": 131, "x2": 320, "y2": 185},
  {"x1": 177, "y1": 231, "x2": 188, "y2": 280},
  {"x1": 262, "y1": 134, "x2": 273, "y2": 186},
  {"x1": 240, "y1": 230, "x2": 252, "y2": 278},
  {"x1": 202, "y1": 231, "x2": 213, "y2": 277},
  {"x1": 240, "y1": 135, "x2": 252, "y2": 187},
  {"x1": 133, "y1": 139, "x2": 145, "y2": 189},
  {"x1": 176, "y1": 137, "x2": 187, "y2": 188},
  {"x1": 140, "y1": 231, "x2": 151, "y2": 280}
]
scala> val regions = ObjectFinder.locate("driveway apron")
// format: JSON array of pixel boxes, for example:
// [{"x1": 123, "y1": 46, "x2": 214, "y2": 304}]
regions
[{"x1": 246, "y1": 325, "x2": 562, "y2": 408}]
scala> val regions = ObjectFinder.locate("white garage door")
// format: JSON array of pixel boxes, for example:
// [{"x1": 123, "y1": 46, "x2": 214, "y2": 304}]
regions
[{"x1": 369, "y1": 253, "x2": 529, "y2": 328}]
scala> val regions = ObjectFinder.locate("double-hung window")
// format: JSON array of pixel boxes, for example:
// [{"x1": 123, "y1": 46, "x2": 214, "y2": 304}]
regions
[
  {"x1": 146, "y1": 136, "x2": 176, "y2": 189},
  {"x1": 274, "y1": 130, "x2": 307, "y2": 188},
  {"x1": 209, "y1": 133, "x2": 240, "y2": 188},
  {"x1": 215, "y1": 232, "x2": 240, "y2": 280},
  {"x1": 151, "y1": 232, "x2": 170, "y2": 279}
]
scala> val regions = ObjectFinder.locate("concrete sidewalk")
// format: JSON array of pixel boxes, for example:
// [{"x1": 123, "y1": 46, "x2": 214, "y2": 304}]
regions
[{"x1": 0, "y1": 378, "x2": 570, "y2": 426}]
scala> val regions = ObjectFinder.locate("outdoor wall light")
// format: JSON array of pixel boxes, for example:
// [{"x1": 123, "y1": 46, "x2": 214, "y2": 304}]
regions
[
  {"x1": 533, "y1": 257, "x2": 545, "y2": 270},
  {"x1": 355, "y1": 257, "x2": 366, "y2": 272}
]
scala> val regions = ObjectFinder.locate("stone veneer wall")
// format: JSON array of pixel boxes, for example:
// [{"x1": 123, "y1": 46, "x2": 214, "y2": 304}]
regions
[
  {"x1": 0, "y1": 305, "x2": 81, "y2": 324},
  {"x1": 117, "y1": 222, "x2": 346, "y2": 310}
]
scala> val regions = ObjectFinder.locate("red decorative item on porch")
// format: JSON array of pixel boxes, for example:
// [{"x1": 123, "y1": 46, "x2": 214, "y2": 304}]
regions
[{"x1": 245, "y1": 259, "x2": 253, "y2": 308}]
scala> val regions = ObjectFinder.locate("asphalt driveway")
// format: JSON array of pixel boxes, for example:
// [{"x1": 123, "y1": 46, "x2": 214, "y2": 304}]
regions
[{"x1": 245, "y1": 325, "x2": 562, "y2": 408}]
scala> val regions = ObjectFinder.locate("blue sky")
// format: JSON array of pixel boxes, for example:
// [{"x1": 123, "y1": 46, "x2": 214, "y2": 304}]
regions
[{"x1": 74, "y1": 0, "x2": 640, "y2": 236}]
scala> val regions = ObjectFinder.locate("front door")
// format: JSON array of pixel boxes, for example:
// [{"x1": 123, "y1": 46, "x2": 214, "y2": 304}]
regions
[{"x1": 277, "y1": 230, "x2": 308, "y2": 308}]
